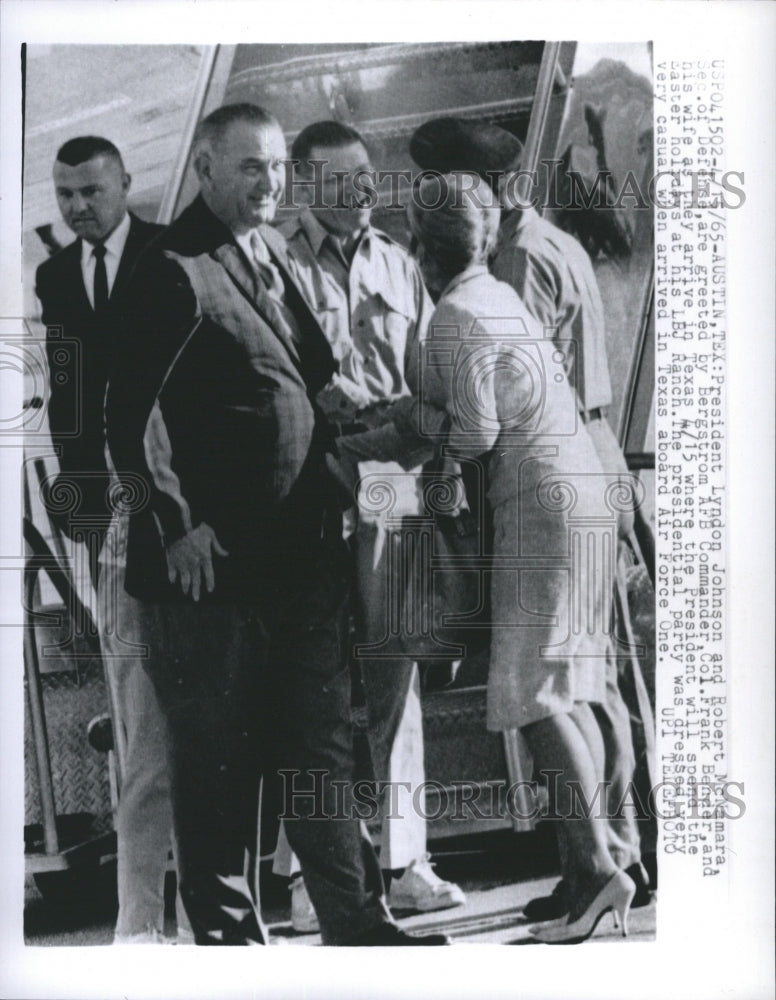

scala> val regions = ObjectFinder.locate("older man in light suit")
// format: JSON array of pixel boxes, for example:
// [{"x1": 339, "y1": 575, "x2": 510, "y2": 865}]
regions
[{"x1": 105, "y1": 103, "x2": 449, "y2": 946}]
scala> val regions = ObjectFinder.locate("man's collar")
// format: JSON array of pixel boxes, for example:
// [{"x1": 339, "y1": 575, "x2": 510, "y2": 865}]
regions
[
  {"x1": 296, "y1": 207, "x2": 328, "y2": 256},
  {"x1": 233, "y1": 228, "x2": 262, "y2": 266},
  {"x1": 80, "y1": 211, "x2": 131, "y2": 262},
  {"x1": 232, "y1": 228, "x2": 247, "y2": 258},
  {"x1": 297, "y1": 206, "x2": 370, "y2": 260},
  {"x1": 503, "y1": 205, "x2": 537, "y2": 234},
  {"x1": 439, "y1": 263, "x2": 490, "y2": 299},
  {"x1": 165, "y1": 195, "x2": 235, "y2": 256}
]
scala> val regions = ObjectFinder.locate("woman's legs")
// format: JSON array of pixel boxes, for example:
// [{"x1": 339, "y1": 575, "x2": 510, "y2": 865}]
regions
[
  {"x1": 569, "y1": 701, "x2": 607, "y2": 787},
  {"x1": 522, "y1": 709, "x2": 618, "y2": 920},
  {"x1": 549, "y1": 702, "x2": 608, "y2": 901}
]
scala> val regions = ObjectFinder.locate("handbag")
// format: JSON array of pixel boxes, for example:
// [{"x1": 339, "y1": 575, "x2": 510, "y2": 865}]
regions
[{"x1": 397, "y1": 501, "x2": 491, "y2": 661}]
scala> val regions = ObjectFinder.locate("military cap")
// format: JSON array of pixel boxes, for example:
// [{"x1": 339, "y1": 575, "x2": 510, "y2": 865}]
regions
[{"x1": 409, "y1": 117, "x2": 523, "y2": 177}]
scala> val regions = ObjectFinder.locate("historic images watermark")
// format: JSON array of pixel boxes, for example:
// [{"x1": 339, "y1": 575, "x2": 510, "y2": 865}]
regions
[
  {"x1": 277, "y1": 770, "x2": 746, "y2": 826},
  {"x1": 277, "y1": 161, "x2": 746, "y2": 213}
]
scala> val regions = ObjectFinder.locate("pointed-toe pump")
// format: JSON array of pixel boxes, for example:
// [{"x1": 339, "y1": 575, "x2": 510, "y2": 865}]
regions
[{"x1": 531, "y1": 870, "x2": 636, "y2": 944}]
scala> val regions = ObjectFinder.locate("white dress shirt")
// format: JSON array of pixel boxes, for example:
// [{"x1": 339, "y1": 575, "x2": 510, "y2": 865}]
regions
[
  {"x1": 234, "y1": 228, "x2": 261, "y2": 270},
  {"x1": 80, "y1": 211, "x2": 131, "y2": 309}
]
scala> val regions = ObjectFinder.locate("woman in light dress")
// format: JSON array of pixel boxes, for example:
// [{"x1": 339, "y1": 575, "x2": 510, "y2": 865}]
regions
[{"x1": 400, "y1": 173, "x2": 636, "y2": 943}]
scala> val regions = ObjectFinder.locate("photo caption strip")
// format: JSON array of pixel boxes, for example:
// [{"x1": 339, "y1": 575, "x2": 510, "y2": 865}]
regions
[{"x1": 654, "y1": 56, "x2": 732, "y2": 881}]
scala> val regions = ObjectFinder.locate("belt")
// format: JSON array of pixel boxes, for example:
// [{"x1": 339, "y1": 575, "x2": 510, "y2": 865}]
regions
[{"x1": 580, "y1": 406, "x2": 607, "y2": 424}]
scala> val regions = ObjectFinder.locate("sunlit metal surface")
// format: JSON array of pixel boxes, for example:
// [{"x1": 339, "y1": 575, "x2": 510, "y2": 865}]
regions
[{"x1": 24, "y1": 45, "x2": 205, "y2": 233}]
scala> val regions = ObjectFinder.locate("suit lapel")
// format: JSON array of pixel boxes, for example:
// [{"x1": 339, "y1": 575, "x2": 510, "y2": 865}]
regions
[
  {"x1": 65, "y1": 215, "x2": 147, "y2": 315},
  {"x1": 212, "y1": 241, "x2": 258, "y2": 303},
  {"x1": 112, "y1": 215, "x2": 146, "y2": 297},
  {"x1": 259, "y1": 223, "x2": 311, "y2": 315},
  {"x1": 175, "y1": 197, "x2": 333, "y2": 377},
  {"x1": 258, "y1": 223, "x2": 332, "y2": 357},
  {"x1": 66, "y1": 239, "x2": 93, "y2": 315},
  {"x1": 212, "y1": 240, "x2": 303, "y2": 363}
]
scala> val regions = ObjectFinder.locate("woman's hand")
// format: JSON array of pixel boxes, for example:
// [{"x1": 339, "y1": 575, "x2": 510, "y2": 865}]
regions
[{"x1": 356, "y1": 399, "x2": 396, "y2": 429}]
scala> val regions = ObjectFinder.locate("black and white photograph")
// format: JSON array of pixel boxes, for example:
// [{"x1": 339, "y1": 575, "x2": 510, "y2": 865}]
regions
[{"x1": 0, "y1": 4, "x2": 773, "y2": 1000}]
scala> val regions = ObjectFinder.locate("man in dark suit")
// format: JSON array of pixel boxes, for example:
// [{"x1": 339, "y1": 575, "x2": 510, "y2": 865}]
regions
[
  {"x1": 36, "y1": 137, "x2": 161, "y2": 550},
  {"x1": 35, "y1": 137, "x2": 191, "y2": 943},
  {"x1": 105, "y1": 103, "x2": 449, "y2": 946}
]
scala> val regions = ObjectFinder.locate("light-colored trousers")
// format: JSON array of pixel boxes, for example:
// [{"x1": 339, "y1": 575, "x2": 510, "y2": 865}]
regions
[
  {"x1": 274, "y1": 460, "x2": 426, "y2": 875},
  {"x1": 97, "y1": 542, "x2": 190, "y2": 939}
]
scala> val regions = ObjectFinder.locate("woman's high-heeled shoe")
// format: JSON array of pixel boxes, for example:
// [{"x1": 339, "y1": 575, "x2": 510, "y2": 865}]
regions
[{"x1": 531, "y1": 870, "x2": 636, "y2": 944}]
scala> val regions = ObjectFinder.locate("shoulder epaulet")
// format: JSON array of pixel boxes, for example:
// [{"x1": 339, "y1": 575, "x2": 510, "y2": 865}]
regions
[
  {"x1": 371, "y1": 227, "x2": 410, "y2": 252},
  {"x1": 370, "y1": 229, "x2": 417, "y2": 274}
]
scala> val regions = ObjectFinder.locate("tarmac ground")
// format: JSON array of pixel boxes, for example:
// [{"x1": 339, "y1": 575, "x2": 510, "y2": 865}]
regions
[{"x1": 24, "y1": 828, "x2": 656, "y2": 947}]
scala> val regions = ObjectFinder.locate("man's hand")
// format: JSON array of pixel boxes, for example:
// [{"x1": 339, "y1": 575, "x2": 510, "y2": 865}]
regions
[
  {"x1": 385, "y1": 396, "x2": 449, "y2": 438},
  {"x1": 165, "y1": 522, "x2": 229, "y2": 601},
  {"x1": 316, "y1": 374, "x2": 371, "y2": 423}
]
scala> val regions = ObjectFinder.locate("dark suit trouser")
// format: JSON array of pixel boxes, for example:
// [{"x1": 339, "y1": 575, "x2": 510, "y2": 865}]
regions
[{"x1": 132, "y1": 560, "x2": 390, "y2": 945}]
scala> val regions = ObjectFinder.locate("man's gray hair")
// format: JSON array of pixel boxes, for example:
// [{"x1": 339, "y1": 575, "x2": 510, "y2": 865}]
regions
[{"x1": 194, "y1": 103, "x2": 280, "y2": 149}]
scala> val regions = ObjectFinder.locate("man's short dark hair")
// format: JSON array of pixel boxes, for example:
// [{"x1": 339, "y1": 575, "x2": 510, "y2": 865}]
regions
[
  {"x1": 194, "y1": 103, "x2": 280, "y2": 149},
  {"x1": 291, "y1": 120, "x2": 369, "y2": 173},
  {"x1": 56, "y1": 136, "x2": 125, "y2": 170}
]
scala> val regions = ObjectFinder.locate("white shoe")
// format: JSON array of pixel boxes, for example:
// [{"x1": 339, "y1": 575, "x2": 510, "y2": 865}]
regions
[
  {"x1": 388, "y1": 854, "x2": 466, "y2": 912},
  {"x1": 290, "y1": 876, "x2": 320, "y2": 934}
]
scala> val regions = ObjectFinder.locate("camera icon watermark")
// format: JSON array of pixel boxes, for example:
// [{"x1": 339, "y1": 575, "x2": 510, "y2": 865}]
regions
[
  {"x1": 0, "y1": 319, "x2": 81, "y2": 438},
  {"x1": 416, "y1": 316, "x2": 578, "y2": 440}
]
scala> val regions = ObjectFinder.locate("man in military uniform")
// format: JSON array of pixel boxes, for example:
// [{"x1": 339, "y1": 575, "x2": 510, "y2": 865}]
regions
[
  {"x1": 410, "y1": 117, "x2": 653, "y2": 921},
  {"x1": 272, "y1": 120, "x2": 465, "y2": 931}
]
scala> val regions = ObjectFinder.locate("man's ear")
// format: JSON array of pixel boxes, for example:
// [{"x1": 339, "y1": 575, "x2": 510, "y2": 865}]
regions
[
  {"x1": 122, "y1": 172, "x2": 132, "y2": 195},
  {"x1": 194, "y1": 148, "x2": 212, "y2": 185},
  {"x1": 294, "y1": 167, "x2": 314, "y2": 207}
]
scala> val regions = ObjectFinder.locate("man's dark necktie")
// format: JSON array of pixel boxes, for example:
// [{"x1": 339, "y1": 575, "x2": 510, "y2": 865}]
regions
[{"x1": 92, "y1": 242, "x2": 108, "y2": 314}]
